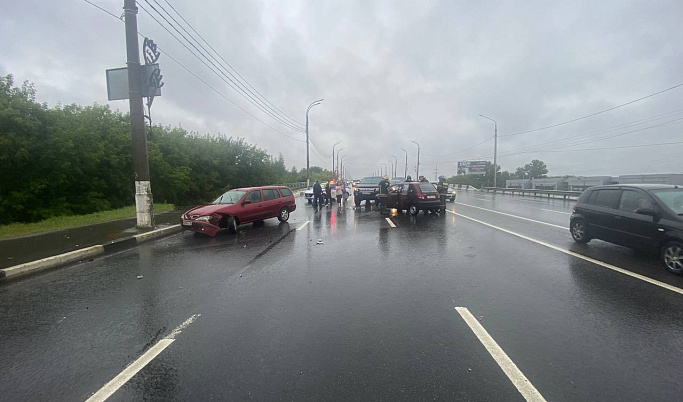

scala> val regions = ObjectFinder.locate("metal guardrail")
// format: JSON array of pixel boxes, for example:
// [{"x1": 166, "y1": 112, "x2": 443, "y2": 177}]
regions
[
  {"x1": 270, "y1": 182, "x2": 307, "y2": 190},
  {"x1": 482, "y1": 187, "x2": 583, "y2": 200}
]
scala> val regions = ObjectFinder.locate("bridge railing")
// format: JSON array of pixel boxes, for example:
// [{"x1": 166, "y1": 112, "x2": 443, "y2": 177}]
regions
[
  {"x1": 270, "y1": 181, "x2": 308, "y2": 190},
  {"x1": 482, "y1": 187, "x2": 583, "y2": 200}
]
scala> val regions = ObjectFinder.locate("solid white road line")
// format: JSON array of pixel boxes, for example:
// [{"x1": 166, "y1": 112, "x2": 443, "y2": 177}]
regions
[
  {"x1": 455, "y1": 307, "x2": 547, "y2": 402},
  {"x1": 448, "y1": 210, "x2": 683, "y2": 296},
  {"x1": 296, "y1": 221, "x2": 310, "y2": 231},
  {"x1": 85, "y1": 339, "x2": 174, "y2": 402},
  {"x1": 454, "y1": 202, "x2": 566, "y2": 229},
  {"x1": 541, "y1": 209, "x2": 571, "y2": 215},
  {"x1": 385, "y1": 218, "x2": 397, "y2": 228},
  {"x1": 86, "y1": 314, "x2": 201, "y2": 402}
]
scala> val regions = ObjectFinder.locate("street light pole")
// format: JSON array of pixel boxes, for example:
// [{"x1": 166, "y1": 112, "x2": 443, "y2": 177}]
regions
[
  {"x1": 390, "y1": 155, "x2": 397, "y2": 178},
  {"x1": 332, "y1": 141, "x2": 341, "y2": 179},
  {"x1": 340, "y1": 155, "x2": 346, "y2": 181},
  {"x1": 479, "y1": 114, "x2": 498, "y2": 188},
  {"x1": 411, "y1": 141, "x2": 420, "y2": 178},
  {"x1": 336, "y1": 148, "x2": 345, "y2": 177},
  {"x1": 400, "y1": 148, "x2": 408, "y2": 178},
  {"x1": 306, "y1": 99, "x2": 324, "y2": 187}
]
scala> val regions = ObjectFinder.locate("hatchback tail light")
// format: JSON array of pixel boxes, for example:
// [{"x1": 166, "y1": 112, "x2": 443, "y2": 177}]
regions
[{"x1": 417, "y1": 193, "x2": 427, "y2": 200}]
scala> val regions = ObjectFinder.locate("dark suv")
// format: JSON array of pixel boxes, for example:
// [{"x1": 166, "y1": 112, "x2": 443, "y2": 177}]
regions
[
  {"x1": 569, "y1": 184, "x2": 683, "y2": 274},
  {"x1": 354, "y1": 176, "x2": 383, "y2": 206}
]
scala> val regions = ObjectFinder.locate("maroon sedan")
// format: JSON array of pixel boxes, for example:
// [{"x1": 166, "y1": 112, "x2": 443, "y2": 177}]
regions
[
  {"x1": 181, "y1": 186, "x2": 296, "y2": 236},
  {"x1": 385, "y1": 182, "x2": 442, "y2": 215}
]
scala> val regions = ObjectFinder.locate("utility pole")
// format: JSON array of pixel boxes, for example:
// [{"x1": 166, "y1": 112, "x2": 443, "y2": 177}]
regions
[
  {"x1": 124, "y1": 0, "x2": 154, "y2": 228},
  {"x1": 306, "y1": 99, "x2": 323, "y2": 187},
  {"x1": 400, "y1": 148, "x2": 408, "y2": 178},
  {"x1": 479, "y1": 114, "x2": 498, "y2": 188}
]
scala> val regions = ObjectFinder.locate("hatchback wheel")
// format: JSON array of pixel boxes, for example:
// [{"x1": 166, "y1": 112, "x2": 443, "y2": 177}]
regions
[
  {"x1": 570, "y1": 219, "x2": 590, "y2": 243},
  {"x1": 227, "y1": 216, "x2": 238, "y2": 234},
  {"x1": 409, "y1": 204, "x2": 419, "y2": 216},
  {"x1": 662, "y1": 241, "x2": 683, "y2": 275},
  {"x1": 278, "y1": 207, "x2": 290, "y2": 222}
]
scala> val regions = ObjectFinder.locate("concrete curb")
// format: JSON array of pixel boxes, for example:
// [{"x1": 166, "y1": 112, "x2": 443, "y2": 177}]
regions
[
  {"x1": 0, "y1": 224, "x2": 182, "y2": 283},
  {"x1": 1, "y1": 246, "x2": 104, "y2": 281}
]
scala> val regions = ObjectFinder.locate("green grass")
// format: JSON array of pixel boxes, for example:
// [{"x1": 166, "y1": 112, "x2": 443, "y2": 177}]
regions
[{"x1": 0, "y1": 204, "x2": 175, "y2": 240}]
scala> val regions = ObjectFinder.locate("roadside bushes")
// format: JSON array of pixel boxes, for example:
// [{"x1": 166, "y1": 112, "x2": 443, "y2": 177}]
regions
[{"x1": 0, "y1": 74, "x2": 295, "y2": 224}]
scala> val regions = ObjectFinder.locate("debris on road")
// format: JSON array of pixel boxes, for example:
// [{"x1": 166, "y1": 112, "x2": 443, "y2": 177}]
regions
[
  {"x1": 316, "y1": 239, "x2": 324, "y2": 245},
  {"x1": 136, "y1": 275, "x2": 144, "y2": 279}
]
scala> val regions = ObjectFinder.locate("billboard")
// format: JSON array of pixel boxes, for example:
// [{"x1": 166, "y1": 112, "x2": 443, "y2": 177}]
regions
[{"x1": 457, "y1": 160, "x2": 487, "y2": 175}]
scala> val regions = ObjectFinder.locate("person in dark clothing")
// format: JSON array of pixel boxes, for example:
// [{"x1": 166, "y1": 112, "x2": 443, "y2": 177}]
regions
[
  {"x1": 312, "y1": 179, "x2": 323, "y2": 208},
  {"x1": 325, "y1": 180, "x2": 332, "y2": 206},
  {"x1": 436, "y1": 175, "x2": 448, "y2": 213},
  {"x1": 377, "y1": 175, "x2": 390, "y2": 211},
  {"x1": 406, "y1": 175, "x2": 412, "y2": 182},
  {"x1": 419, "y1": 176, "x2": 428, "y2": 183}
]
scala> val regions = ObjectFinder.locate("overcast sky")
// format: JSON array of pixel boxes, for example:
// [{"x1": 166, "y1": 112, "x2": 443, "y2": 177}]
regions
[{"x1": 2, "y1": 0, "x2": 683, "y2": 180}]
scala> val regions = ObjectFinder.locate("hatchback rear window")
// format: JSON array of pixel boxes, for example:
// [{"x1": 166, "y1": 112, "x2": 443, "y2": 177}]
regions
[
  {"x1": 419, "y1": 183, "x2": 437, "y2": 193},
  {"x1": 279, "y1": 188, "x2": 292, "y2": 197}
]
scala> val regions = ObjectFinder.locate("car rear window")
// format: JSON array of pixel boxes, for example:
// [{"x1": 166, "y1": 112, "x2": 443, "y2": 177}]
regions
[
  {"x1": 279, "y1": 188, "x2": 292, "y2": 197},
  {"x1": 419, "y1": 183, "x2": 437, "y2": 193},
  {"x1": 593, "y1": 189, "x2": 620, "y2": 208},
  {"x1": 263, "y1": 189, "x2": 279, "y2": 201}
]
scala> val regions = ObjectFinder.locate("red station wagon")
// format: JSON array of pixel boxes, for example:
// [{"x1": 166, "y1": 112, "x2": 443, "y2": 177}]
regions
[{"x1": 181, "y1": 186, "x2": 296, "y2": 236}]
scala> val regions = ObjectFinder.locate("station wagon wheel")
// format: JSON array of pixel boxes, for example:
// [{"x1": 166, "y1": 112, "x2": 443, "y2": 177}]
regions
[
  {"x1": 409, "y1": 204, "x2": 419, "y2": 216},
  {"x1": 662, "y1": 241, "x2": 683, "y2": 275},
  {"x1": 278, "y1": 207, "x2": 290, "y2": 222},
  {"x1": 227, "y1": 216, "x2": 238, "y2": 234},
  {"x1": 570, "y1": 219, "x2": 590, "y2": 243}
]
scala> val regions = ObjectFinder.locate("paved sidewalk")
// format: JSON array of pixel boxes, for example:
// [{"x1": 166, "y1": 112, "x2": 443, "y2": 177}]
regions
[{"x1": 0, "y1": 209, "x2": 184, "y2": 270}]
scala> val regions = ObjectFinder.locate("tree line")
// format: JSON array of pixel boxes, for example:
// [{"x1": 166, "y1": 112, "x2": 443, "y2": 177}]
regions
[{"x1": 0, "y1": 74, "x2": 321, "y2": 225}]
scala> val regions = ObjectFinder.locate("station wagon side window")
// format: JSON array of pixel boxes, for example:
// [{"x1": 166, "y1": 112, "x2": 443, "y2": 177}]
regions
[
  {"x1": 278, "y1": 188, "x2": 292, "y2": 197},
  {"x1": 593, "y1": 189, "x2": 620, "y2": 209},
  {"x1": 263, "y1": 189, "x2": 279, "y2": 201},
  {"x1": 248, "y1": 190, "x2": 262, "y2": 203},
  {"x1": 401, "y1": 184, "x2": 409, "y2": 195},
  {"x1": 618, "y1": 190, "x2": 653, "y2": 212}
]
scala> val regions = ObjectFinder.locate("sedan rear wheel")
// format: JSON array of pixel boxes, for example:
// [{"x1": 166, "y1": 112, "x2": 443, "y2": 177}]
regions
[
  {"x1": 570, "y1": 219, "x2": 590, "y2": 243},
  {"x1": 278, "y1": 207, "x2": 290, "y2": 222},
  {"x1": 409, "y1": 204, "x2": 419, "y2": 216},
  {"x1": 662, "y1": 241, "x2": 683, "y2": 275}
]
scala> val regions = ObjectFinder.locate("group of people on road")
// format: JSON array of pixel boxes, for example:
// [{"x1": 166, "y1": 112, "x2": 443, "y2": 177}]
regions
[{"x1": 312, "y1": 179, "x2": 349, "y2": 209}]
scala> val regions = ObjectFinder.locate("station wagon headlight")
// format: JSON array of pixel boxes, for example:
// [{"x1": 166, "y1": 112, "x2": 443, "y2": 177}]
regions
[{"x1": 195, "y1": 216, "x2": 212, "y2": 221}]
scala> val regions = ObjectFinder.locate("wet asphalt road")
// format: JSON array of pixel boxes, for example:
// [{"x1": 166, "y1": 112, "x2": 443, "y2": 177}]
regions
[{"x1": 2, "y1": 192, "x2": 683, "y2": 401}]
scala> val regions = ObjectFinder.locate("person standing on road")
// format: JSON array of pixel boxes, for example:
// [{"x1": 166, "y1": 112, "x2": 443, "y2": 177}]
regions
[
  {"x1": 419, "y1": 176, "x2": 428, "y2": 183},
  {"x1": 436, "y1": 175, "x2": 448, "y2": 213},
  {"x1": 406, "y1": 175, "x2": 412, "y2": 182},
  {"x1": 313, "y1": 179, "x2": 322, "y2": 208},
  {"x1": 326, "y1": 180, "x2": 332, "y2": 206},
  {"x1": 377, "y1": 175, "x2": 390, "y2": 211},
  {"x1": 336, "y1": 180, "x2": 344, "y2": 206}
]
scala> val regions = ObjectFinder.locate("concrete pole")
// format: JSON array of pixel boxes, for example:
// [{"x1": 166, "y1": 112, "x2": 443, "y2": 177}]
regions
[{"x1": 124, "y1": 0, "x2": 154, "y2": 228}]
